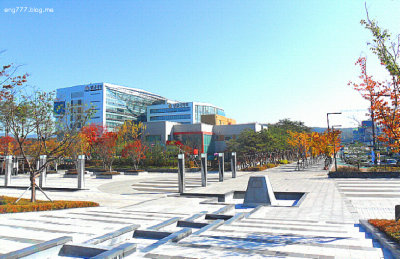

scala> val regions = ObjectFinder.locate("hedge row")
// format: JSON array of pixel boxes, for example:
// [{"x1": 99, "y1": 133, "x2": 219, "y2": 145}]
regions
[
  {"x1": 369, "y1": 219, "x2": 400, "y2": 243},
  {"x1": 0, "y1": 196, "x2": 99, "y2": 214},
  {"x1": 243, "y1": 163, "x2": 278, "y2": 171}
]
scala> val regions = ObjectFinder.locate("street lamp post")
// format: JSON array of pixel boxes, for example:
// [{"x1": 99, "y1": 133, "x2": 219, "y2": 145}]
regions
[
  {"x1": 327, "y1": 112, "x2": 342, "y2": 131},
  {"x1": 332, "y1": 125, "x2": 342, "y2": 172}
]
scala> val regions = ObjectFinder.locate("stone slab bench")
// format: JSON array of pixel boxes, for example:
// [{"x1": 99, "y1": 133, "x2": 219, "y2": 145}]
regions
[
  {"x1": 0, "y1": 236, "x2": 72, "y2": 259},
  {"x1": 83, "y1": 224, "x2": 140, "y2": 246},
  {"x1": 91, "y1": 243, "x2": 137, "y2": 259},
  {"x1": 177, "y1": 220, "x2": 208, "y2": 228},
  {"x1": 141, "y1": 228, "x2": 192, "y2": 253},
  {"x1": 147, "y1": 217, "x2": 181, "y2": 231},
  {"x1": 133, "y1": 230, "x2": 172, "y2": 239}
]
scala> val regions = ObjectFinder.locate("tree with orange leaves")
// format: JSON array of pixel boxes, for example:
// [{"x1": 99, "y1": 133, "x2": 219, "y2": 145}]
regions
[
  {"x1": 350, "y1": 57, "x2": 400, "y2": 152},
  {"x1": 0, "y1": 64, "x2": 93, "y2": 202},
  {"x1": 287, "y1": 130, "x2": 341, "y2": 170},
  {"x1": 0, "y1": 136, "x2": 17, "y2": 156},
  {"x1": 350, "y1": 10, "x2": 400, "y2": 152},
  {"x1": 117, "y1": 121, "x2": 147, "y2": 170},
  {"x1": 94, "y1": 130, "x2": 118, "y2": 171},
  {"x1": 80, "y1": 125, "x2": 118, "y2": 171}
]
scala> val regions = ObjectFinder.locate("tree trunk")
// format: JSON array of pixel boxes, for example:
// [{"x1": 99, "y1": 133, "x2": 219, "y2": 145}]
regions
[{"x1": 30, "y1": 172, "x2": 36, "y2": 202}]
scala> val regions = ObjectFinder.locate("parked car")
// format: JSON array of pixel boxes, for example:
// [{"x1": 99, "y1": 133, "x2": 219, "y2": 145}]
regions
[{"x1": 381, "y1": 159, "x2": 398, "y2": 166}]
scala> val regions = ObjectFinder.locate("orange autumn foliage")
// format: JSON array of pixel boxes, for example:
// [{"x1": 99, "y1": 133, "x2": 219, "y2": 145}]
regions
[
  {"x1": 350, "y1": 57, "x2": 400, "y2": 152},
  {"x1": 287, "y1": 130, "x2": 341, "y2": 159}
]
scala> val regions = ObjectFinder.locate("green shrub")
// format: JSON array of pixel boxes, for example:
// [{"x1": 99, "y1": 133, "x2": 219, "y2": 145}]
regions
[{"x1": 279, "y1": 159, "x2": 289, "y2": 164}]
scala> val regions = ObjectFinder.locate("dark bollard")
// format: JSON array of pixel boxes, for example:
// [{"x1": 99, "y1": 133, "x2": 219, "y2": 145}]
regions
[
  {"x1": 201, "y1": 153, "x2": 207, "y2": 187},
  {"x1": 218, "y1": 153, "x2": 224, "y2": 182},
  {"x1": 231, "y1": 152, "x2": 237, "y2": 178},
  {"x1": 5, "y1": 155, "x2": 12, "y2": 186},
  {"x1": 396, "y1": 205, "x2": 400, "y2": 221},
  {"x1": 39, "y1": 155, "x2": 47, "y2": 188},
  {"x1": 178, "y1": 154, "x2": 185, "y2": 193},
  {"x1": 78, "y1": 155, "x2": 85, "y2": 189},
  {"x1": 12, "y1": 157, "x2": 18, "y2": 175}
]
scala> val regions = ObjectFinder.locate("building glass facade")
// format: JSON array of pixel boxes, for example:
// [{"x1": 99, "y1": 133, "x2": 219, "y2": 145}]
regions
[
  {"x1": 147, "y1": 102, "x2": 225, "y2": 124},
  {"x1": 105, "y1": 86, "x2": 164, "y2": 130},
  {"x1": 55, "y1": 83, "x2": 166, "y2": 132},
  {"x1": 172, "y1": 132, "x2": 214, "y2": 154},
  {"x1": 194, "y1": 104, "x2": 225, "y2": 123}
]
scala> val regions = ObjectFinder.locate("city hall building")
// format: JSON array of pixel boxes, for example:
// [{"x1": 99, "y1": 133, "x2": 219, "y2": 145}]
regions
[
  {"x1": 55, "y1": 82, "x2": 265, "y2": 153},
  {"x1": 54, "y1": 83, "x2": 166, "y2": 131}
]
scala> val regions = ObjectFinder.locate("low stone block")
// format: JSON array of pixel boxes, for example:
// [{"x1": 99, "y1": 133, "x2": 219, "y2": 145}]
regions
[
  {"x1": 243, "y1": 176, "x2": 277, "y2": 206},
  {"x1": 96, "y1": 175, "x2": 114, "y2": 179},
  {"x1": 124, "y1": 171, "x2": 148, "y2": 175}
]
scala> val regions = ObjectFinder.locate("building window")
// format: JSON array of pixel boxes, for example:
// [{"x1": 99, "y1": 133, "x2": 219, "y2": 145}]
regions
[
  {"x1": 150, "y1": 107, "x2": 191, "y2": 114},
  {"x1": 150, "y1": 114, "x2": 191, "y2": 121},
  {"x1": 145, "y1": 135, "x2": 162, "y2": 143},
  {"x1": 71, "y1": 92, "x2": 84, "y2": 99}
]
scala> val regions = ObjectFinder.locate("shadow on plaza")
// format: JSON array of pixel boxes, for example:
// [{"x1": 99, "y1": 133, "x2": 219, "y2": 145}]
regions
[{"x1": 178, "y1": 233, "x2": 350, "y2": 257}]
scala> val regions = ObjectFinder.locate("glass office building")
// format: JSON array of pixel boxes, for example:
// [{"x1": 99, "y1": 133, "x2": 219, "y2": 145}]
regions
[
  {"x1": 55, "y1": 83, "x2": 166, "y2": 131},
  {"x1": 147, "y1": 102, "x2": 225, "y2": 124}
]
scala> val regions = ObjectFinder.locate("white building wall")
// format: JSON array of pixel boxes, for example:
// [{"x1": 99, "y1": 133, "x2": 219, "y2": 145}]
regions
[{"x1": 56, "y1": 83, "x2": 105, "y2": 127}]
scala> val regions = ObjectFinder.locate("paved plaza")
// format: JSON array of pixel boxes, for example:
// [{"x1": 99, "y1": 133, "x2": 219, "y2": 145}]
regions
[{"x1": 0, "y1": 162, "x2": 399, "y2": 258}]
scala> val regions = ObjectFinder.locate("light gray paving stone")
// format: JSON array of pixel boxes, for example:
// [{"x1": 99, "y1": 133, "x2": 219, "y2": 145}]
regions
[{"x1": 0, "y1": 162, "x2": 392, "y2": 258}]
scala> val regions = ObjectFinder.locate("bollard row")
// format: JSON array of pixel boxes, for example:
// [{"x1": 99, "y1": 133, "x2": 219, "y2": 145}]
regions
[{"x1": 178, "y1": 152, "x2": 237, "y2": 193}]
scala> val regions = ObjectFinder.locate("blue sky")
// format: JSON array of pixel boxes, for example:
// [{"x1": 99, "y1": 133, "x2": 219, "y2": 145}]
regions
[{"x1": 1, "y1": 0, "x2": 399, "y2": 127}]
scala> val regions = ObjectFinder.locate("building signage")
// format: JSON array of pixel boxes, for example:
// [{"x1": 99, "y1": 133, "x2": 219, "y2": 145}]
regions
[
  {"x1": 168, "y1": 102, "x2": 189, "y2": 108},
  {"x1": 53, "y1": 101, "x2": 65, "y2": 115},
  {"x1": 84, "y1": 84, "x2": 102, "y2": 92}
]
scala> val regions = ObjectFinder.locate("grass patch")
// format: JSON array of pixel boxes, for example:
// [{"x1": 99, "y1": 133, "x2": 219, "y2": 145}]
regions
[
  {"x1": 369, "y1": 219, "x2": 400, "y2": 244},
  {"x1": 0, "y1": 196, "x2": 99, "y2": 214}
]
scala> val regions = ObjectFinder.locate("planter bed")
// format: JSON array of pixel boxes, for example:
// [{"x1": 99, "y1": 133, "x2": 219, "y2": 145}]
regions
[
  {"x1": 0, "y1": 195, "x2": 99, "y2": 214},
  {"x1": 96, "y1": 172, "x2": 121, "y2": 179},
  {"x1": 63, "y1": 174, "x2": 77, "y2": 178},
  {"x1": 124, "y1": 170, "x2": 148, "y2": 175},
  {"x1": 146, "y1": 168, "x2": 200, "y2": 173},
  {"x1": 63, "y1": 170, "x2": 91, "y2": 178},
  {"x1": 328, "y1": 171, "x2": 400, "y2": 178},
  {"x1": 360, "y1": 219, "x2": 400, "y2": 258}
]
